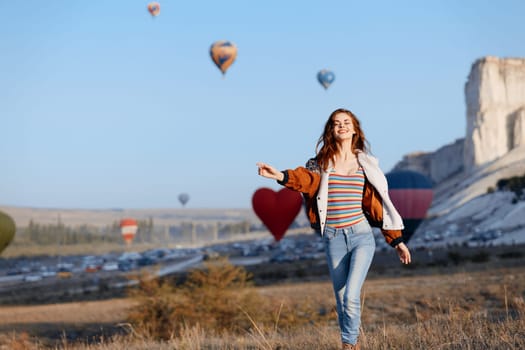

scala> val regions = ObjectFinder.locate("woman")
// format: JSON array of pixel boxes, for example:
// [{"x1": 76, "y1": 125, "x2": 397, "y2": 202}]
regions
[{"x1": 256, "y1": 108, "x2": 411, "y2": 350}]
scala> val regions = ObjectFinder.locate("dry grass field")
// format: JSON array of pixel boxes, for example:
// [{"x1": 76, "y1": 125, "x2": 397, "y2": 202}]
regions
[{"x1": 0, "y1": 261, "x2": 524, "y2": 349}]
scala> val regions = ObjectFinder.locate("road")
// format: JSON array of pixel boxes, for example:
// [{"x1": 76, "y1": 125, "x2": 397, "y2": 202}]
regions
[{"x1": 0, "y1": 254, "x2": 207, "y2": 303}]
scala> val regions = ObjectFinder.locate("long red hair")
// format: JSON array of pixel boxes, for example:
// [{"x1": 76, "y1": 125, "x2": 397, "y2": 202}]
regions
[{"x1": 315, "y1": 108, "x2": 370, "y2": 171}]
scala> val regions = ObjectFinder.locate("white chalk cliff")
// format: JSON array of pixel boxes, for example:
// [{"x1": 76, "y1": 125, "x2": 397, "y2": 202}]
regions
[
  {"x1": 464, "y1": 56, "x2": 525, "y2": 170},
  {"x1": 393, "y1": 56, "x2": 525, "y2": 246}
]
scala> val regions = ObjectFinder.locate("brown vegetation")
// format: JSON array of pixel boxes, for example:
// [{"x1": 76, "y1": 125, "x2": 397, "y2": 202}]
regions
[
  {"x1": 0, "y1": 257, "x2": 524, "y2": 349},
  {"x1": 127, "y1": 259, "x2": 272, "y2": 339}
]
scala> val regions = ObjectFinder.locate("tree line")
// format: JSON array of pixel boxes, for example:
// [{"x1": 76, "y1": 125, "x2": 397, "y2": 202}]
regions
[
  {"x1": 488, "y1": 172, "x2": 525, "y2": 203},
  {"x1": 14, "y1": 217, "x2": 258, "y2": 246}
]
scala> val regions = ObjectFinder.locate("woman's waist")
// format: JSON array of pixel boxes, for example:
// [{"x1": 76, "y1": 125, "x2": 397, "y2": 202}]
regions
[
  {"x1": 325, "y1": 210, "x2": 366, "y2": 228},
  {"x1": 324, "y1": 218, "x2": 371, "y2": 235}
]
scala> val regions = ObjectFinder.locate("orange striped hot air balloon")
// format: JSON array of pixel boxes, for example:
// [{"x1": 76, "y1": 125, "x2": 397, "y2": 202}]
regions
[
  {"x1": 209, "y1": 40, "x2": 237, "y2": 75},
  {"x1": 147, "y1": 2, "x2": 160, "y2": 17},
  {"x1": 120, "y1": 218, "x2": 138, "y2": 245}
]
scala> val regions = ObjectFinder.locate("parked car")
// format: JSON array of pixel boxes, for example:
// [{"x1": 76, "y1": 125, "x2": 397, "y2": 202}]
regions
[
  {"x1": 137, "y1": 256, "x2": 156, "y2": 267},
  {"x1": 85, "y1": 264, "x2": 101, "y2": 273},
  {"x1": 118, "y1": 260, "x2": 134, "y2": 272},
  {"x1": 102, "y1": 262, "x2": 119, "y2": 271},
  {"x1": 23, "y1": 274, "x2": 43, "y2": 282},
  {"x1": 57, "y1": 267, "x2": 73, "y2": 279}
]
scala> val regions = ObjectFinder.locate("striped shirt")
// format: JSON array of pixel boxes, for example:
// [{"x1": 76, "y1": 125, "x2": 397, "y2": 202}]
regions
[{"x1": 326, "y1": 167, "x2": 366, "y2": 228}]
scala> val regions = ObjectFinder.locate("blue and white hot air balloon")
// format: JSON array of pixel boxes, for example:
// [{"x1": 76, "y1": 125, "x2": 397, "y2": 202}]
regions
[{"x1": 317, "y1": 69, "x2": 335, "y2": 90}]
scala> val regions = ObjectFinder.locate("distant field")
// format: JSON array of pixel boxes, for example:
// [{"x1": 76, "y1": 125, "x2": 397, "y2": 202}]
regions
[{"x1": 0, "y1": 205, "x2": 264, "y2": 227}]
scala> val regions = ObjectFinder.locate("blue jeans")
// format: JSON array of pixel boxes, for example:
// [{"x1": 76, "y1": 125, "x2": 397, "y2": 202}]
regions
[{"x1": 323, "y1": 219, "x2": 376, "y2": 345}]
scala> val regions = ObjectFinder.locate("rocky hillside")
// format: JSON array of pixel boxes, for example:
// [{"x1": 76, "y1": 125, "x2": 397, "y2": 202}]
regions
[
  {"x1": 394, "y1": 56, "x2": 525, "y2": 246},
  {"x1": 414, "y1": 145, "x2": 525, "y2": 247}
]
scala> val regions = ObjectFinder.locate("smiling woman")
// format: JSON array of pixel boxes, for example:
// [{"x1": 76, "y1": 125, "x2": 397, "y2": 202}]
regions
[{"x1": 257, "y1": 108, "x2": 412, "y2": 349}]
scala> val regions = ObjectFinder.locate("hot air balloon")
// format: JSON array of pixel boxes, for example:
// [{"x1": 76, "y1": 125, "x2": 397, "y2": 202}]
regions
[
  {"x1": 120, "y1": 218, "x2": 138, "y2": 245},
  {"x1": 252, "y1": 188, "x2": 303, "y2": 242},
  {"x1": 0, "y1": 211, "x2": 16, "y2": 255},
  {"x1": 386, "y1": 170, "x2": 433, "y2": 243},
  {"x1": 178, "y1": 193, "x2": 190, "y2": 207},
  {"x1": 209, "y1": 40, "x2": 237, "y2": 75},
  {"x1": 317, "y1": 69, "x2": 335, "y2": 90},
  {"x1": 147, "y1": 2, "x2": 160, "y2": 17}
]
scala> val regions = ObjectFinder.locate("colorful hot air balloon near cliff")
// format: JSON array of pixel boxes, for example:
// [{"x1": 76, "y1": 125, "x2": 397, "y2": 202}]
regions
[
  {"x1": 386, "y1": 170, "x2": 433, "y2": 243},
  {"x1": 0, "y1": 211, "x2": 16, "y2": 255},
  {"x1": 120, "y1": 218, "x2": 138, "y2": 245},
  {"x1": 210, "y1": 40, "x2": 237, "y2": 75},
  {"x1": 147, "y1": 2, "x2": 160, "y2": 17},
  {"x1": 317, "y1": 69, "x2": 335, "y2": 90}
]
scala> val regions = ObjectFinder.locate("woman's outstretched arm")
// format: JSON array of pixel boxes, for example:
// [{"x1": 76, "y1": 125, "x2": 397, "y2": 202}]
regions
[{"x1": 256, "y1": 162, "x2": 284, "y2": 182}]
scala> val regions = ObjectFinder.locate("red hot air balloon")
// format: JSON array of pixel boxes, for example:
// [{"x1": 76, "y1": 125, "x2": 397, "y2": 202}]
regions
[
  {"x1": 147, "y1": 2, "x2": 160, "y2": 17},
  {"x1": 386, "y1": 170, "x2": 433, "y2": 243},
  {"x1": 252, "y1": 187, "x2": 303, "y2": 242},
  {"x1": 120, "y1": 218, "x2": 138, "y2": 245}
]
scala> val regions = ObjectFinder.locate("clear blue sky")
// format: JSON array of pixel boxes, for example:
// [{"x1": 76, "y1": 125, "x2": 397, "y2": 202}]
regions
[{"x1": 1, "y1": 0, "x2": 524, "y2": 209}]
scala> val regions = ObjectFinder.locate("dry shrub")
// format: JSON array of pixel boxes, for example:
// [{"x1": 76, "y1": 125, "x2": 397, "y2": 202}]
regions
[
  {"x1": 1, "y1": 332, "x2": 34, "y2": 350},
  {"x1": 127, "y1": 258, "x2": 271, "y2": 340},
  {"x1": 172, "y1": 258, "x2": 270, "y2": 334},
  {"x1": 126, "y1": 277, "x2": 178, "y2": 340},
  {"x1": 127, "y1": 258, "x2": 334, "y2": 342}
]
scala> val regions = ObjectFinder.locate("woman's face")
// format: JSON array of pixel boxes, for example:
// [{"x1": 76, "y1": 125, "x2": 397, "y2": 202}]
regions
[{"x1": 332, "y1": 112, "x2": 355, "y2": 142}]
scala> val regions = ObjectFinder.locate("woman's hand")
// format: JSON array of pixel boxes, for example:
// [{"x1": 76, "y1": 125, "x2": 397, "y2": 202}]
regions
[
  {"x1": 395, "y1": 242, "x2": 411, "y2": 264},
  {"x1": 256, "y1": 162, "x2": 284, "y2": 182}
]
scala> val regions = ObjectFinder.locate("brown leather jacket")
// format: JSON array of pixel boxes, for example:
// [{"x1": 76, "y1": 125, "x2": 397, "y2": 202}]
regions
[{"x1": 278, "y1": 163, "x2": 404, "y2": 247}]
